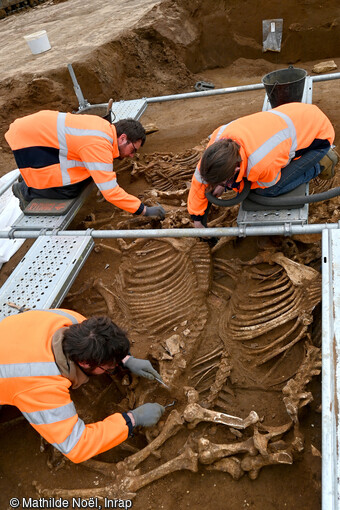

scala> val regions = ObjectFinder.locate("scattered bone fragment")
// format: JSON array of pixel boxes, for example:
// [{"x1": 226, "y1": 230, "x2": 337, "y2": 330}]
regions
[
  {"x1": 183, "y1": 402, "x2": 259, "y2": 429},
  {"x1": 164, "y1": 334, "x2": 181, "y2": 356},
  {"x1": 94, "y1": 243, "x2": 122, "y2": 255},
  {"x1": 33, "y1": 481, "x2": 113, "y2": 500},
  {"x1": 198, "y1": 437, "x2": 257, "y2": 464},
  {"x1": 143, "y1": 123, "x2": 159, "y2": 134},
  {"x1": 311, "y1": 445, "x2": 321, "y2": 458},
  {"x1": 206, "y1": 456, "x2": 244, "y2": 480}
]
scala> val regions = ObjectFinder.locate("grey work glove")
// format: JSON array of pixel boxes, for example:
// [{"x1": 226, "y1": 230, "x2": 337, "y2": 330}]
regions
[
  {"x1": 144, "y1": 205, "x2": 166, "y2": 220},
  {"x1": 123, "y1": 356, "x2": 161, "y2": 381},
  {"x1": 129, "y1": 403, "x2": 165, "y2": 427}
]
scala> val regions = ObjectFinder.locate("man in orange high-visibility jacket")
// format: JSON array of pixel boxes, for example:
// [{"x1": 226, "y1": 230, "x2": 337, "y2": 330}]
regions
[
  {"x1": 188, "y1": 102, "x2": 336, "y2": 228},
  {"x1": 0, "y1": 309, "x2": 165, "y2": 463},
  {"x1": 5, "y1": 110, "x2": 165, "y2": 219}
]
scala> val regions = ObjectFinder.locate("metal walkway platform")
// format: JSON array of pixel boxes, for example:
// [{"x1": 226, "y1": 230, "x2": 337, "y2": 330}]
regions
[
  {"x1": 0, "y1": 235, "x2": 93, "y2": 319},
  {"x1": 11, "y1": 182, "x2": 94, "y2": 231}
]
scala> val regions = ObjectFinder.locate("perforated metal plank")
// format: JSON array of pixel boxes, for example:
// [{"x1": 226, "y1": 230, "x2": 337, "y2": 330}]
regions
[
  {"x1": 0, "y1": 235, "x2": 94, "y2": 319},
  {"x1": 237, "y1": 183, "x2": 309, "y2": 227},
  {"x1": 322, "y1": 228, "x2": 340, "y2": 510},
  {"x1": 110, "y1": 99, "x2": 148, "y2": 121},
  {"x1": 237, "y1": 201, "x2": 309, "y2": 227},
  {"x1": 12, "y1": 182, "x2": 94, "y2": 231}
]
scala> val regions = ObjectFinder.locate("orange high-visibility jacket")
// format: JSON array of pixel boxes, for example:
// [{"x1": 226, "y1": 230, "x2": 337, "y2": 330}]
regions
[
  {"x1": 0, "y1": 309, "x2": 129, "y2": 463},
  {"x1": 188, "y1": 102, "x2": 335, "y2": 217},
  {"x1": 5, "y1": 110, "x2": 143, "y2": 214}
]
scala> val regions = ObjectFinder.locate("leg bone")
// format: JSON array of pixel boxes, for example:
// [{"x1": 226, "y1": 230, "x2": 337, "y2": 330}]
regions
[
  {"x1": 183, "y1": 403, "x2": 259, "y2": 429},
  {"x1": 198, "y1": 437, "x2": 257, "y2": 464},
  {"x1": 117, "y1": 409, "x2": 184, "y2": 472},
  {"x1": 205, "y1": 457, "x2": 244, "y2": 480},
  {"x1": 119, "y1": 445, "x2": 199, "y2": 495}
]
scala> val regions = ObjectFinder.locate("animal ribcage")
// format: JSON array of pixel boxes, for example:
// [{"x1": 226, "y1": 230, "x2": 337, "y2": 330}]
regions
[
  {"x1": 132, "y1": 146, "x2": 205, "y2": 192},
  {"x1": 113, "y1": 239, "x2": 211, "y2": 339},
  {"x1": 217, "y1": 260, "x2": 321, "y2": 388}
]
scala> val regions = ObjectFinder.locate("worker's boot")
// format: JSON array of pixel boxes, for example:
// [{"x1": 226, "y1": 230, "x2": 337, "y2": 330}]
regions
[
  {"x1": 12, "y1": 182, "x2": 29, "y2": 211},
  {"x1": 318, "y1": 147, "x2": 339, "y2": 180}
]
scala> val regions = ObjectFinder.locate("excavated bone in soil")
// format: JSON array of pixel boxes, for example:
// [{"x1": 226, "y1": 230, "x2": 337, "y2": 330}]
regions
[
  {"x1": 118, "y1": 445, "x2": 199, "y2": 498},
  {"x1": 183, "y1": 402, "x2": 259, "y2": 429},
  {"x1": 282, "y1": 343, "x2": 321, "y2": 423},
  {"x1": 216, "y1": 254, "x2": 321, "y2": 389},
  {"x1": 35, "y1": 445, "x2": 199, "y2": 501},
  {"x1": 241, "y1": 450, "x2": 294, "y2": 480},
  {"x1": 198, "y1": 436, "x2": 258, "y2": 464},
  {"x1": 205, "y1": 456, "x2": 244, "y2": 480},
  {"x1": 116, "y1": 409, "x2": 185, "y2": 472}
]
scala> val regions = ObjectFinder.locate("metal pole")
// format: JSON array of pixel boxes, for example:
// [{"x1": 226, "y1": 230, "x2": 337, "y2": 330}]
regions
[
  {"x1": 145, "y1": 83, "x2": 265, "y2": 103},
  {"x1": 145, "y1": 72, "x2": 340, "y2": 104},
  {"x1": 1, "y1": 223, "x2": 340, "y2": 239}
]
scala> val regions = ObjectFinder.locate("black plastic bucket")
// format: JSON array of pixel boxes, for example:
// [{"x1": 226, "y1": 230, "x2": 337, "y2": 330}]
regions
[{"x1": 262, "y1": 66, "x2": 307, "y2": 108}]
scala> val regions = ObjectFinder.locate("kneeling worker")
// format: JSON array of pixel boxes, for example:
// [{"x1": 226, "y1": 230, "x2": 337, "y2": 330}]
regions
[
  {"x1": 0, "y1": 309, "x2": 165, "y2": 463},
  {"x1": 5, "y1": 110, "x2": 165, "y2": 219},
  {"x1": 188, "y1": 102, "x2": 336, "y2": 228}
]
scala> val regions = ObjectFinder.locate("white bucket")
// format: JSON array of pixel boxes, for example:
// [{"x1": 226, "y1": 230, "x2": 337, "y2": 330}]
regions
[{"x1": 24, "y1": 30, "x2": 51, "y2": 55}]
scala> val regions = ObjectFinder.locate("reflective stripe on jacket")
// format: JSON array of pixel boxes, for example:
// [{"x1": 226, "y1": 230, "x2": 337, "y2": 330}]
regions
[
  {"x1": 5, "y1": 110, "x2": 142, "y2": 213},
  {"x1": 0, "y1": 309, "x2": 129, "y2": 463},
  {"x1": 187, "y1": 102, "x2": 335, "y2": 216}
]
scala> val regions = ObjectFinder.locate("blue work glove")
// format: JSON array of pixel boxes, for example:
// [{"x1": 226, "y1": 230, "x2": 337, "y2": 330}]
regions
[
  {"x1": 123, "y1": 356, "x2": 161, "y2": 381},
  {"x1": 144, "y1": 205, "x2": 166, "y2": 219},
  {"x1": 128, "y1": 403, "x2": 165, "y2": 427}
]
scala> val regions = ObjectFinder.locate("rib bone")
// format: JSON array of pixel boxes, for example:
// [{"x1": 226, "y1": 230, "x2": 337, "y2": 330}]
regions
[{"x1": 183, "y1": 403, "x2": 259, "y2": 429}]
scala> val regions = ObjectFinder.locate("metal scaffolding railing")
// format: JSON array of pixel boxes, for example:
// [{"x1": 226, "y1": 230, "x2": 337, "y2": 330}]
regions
[{"x1": 1, "y1": 222, "x2": 340, "y2": 240}]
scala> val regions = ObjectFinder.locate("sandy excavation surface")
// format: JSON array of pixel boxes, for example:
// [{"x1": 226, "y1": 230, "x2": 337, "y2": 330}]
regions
[{"x1": 1, "y1": 0, "x2": 340, "y2": 509}]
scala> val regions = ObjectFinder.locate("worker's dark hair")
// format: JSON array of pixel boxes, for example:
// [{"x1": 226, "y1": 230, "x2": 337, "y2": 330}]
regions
[
  {"x1": 200, "y1": 139, "x2": 241, "y2": 185},
  {"x1": 114, "y1": 118, "x2": 146, "y2": 146},
  {"x1": 62, "y1": 316, "x2": 130, "y2": 368}
]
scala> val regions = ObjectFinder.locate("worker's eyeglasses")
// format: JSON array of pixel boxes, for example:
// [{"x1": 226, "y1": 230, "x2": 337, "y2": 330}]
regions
[
  {"x1": 128, "y1": 140, "x2": 138, "y2": 155},
  {"x1": 222, "y1": 169, "x2": 240, "y2": 190},
  {"x1": 99, "y1": 365, "x2": 117, "y2": 375}
]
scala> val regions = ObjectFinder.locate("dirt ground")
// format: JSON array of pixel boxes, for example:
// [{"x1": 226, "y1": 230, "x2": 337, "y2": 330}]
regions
[{"x1": 1, "y1": 0, "x2": 340, "y2": 509}]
